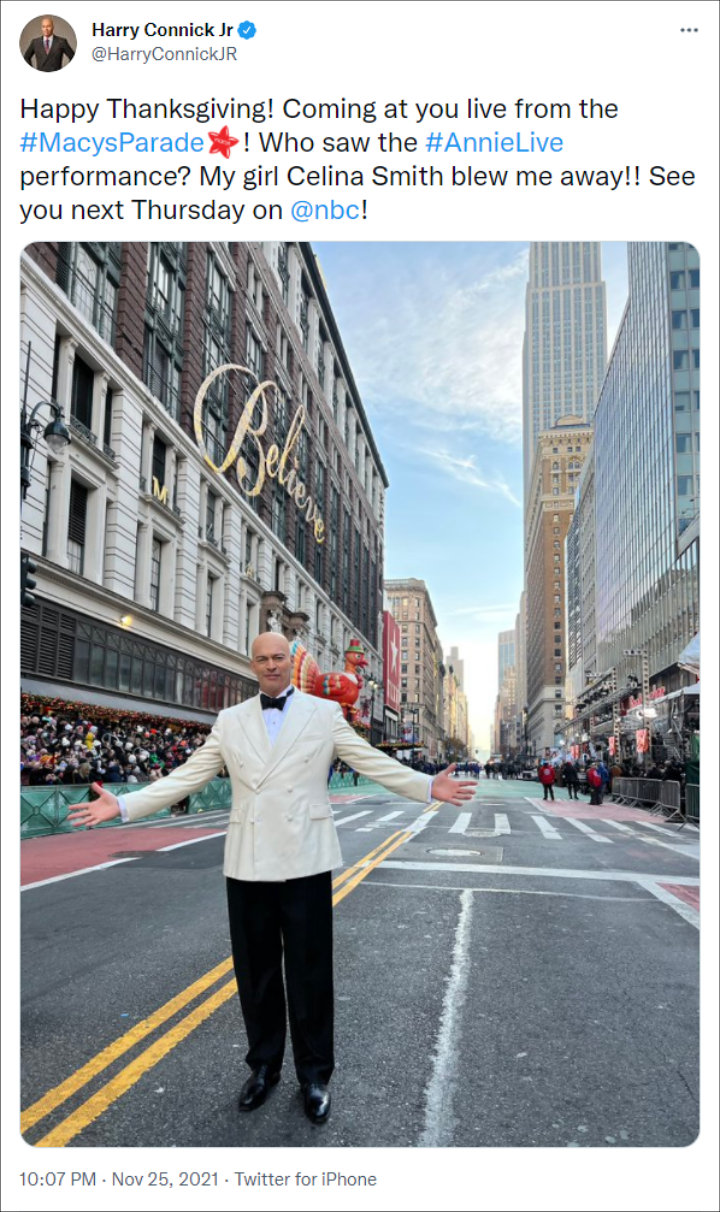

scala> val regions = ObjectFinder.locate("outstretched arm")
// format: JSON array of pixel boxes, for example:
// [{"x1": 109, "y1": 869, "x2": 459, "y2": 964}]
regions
[
  {"x1": 430, "y1": 764, "x2": 477, "y2": 807},
  {"x1": 67, "y1": 784, "x2": 121, "y2": 828}
]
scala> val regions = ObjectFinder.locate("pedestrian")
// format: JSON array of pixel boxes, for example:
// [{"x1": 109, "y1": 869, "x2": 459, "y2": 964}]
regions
[
  {"x1": 586, "y1": 762, "x2": 603, "y2": 805},
  {"x1": 596, "y1": 759, "x2": 610, "y2": 803},
  {"x1": 538, "y1": 759, "x2": 556, "y2": 801},
  {"x1": 561, "y1": 759, "x2": 579, "y2": 799},
  {"x1": 68, "y1": 632, "x2": 476, "y2": 1126}
]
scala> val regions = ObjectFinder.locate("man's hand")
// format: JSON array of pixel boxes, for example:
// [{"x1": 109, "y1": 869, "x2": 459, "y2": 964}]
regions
[
  {"x1": 67, "y1": 783, "x2": 121, "y2": 828},
  {"x1": 431, "y1": 765, "x2": 477, "y2": 806}
]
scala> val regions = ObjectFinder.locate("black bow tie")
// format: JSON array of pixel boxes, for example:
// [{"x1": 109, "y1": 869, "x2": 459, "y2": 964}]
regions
[{"x1": 260, "y1": 689, "x2": 294, "y2": 711}]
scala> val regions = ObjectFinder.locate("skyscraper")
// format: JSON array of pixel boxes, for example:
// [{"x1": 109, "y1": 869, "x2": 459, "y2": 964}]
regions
[
  {"x1": 521, "y1": 243, "x2": 608, "y2": 751},
  {"x1": 522, "y1": 243, "x2": 607, "y2": 503}
]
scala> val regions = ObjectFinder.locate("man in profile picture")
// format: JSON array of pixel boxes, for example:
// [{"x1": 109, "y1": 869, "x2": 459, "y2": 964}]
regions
[{"x1": 23, "y1": 16, "x2": 74, "y2": 71}]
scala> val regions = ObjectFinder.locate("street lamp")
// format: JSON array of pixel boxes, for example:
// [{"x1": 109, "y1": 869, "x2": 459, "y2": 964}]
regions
[{"x1": 20, "y1": 343, "x2": 71, "y2": 507}]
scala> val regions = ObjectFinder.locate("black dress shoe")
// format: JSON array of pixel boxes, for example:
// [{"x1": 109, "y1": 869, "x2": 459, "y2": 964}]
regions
[
  {"x1": 237, "y1": 1065, "x2": 280, "y2": 1112},
  {"x1": 302, "y1": 1082, "x2": 331, "y2": 1124}
]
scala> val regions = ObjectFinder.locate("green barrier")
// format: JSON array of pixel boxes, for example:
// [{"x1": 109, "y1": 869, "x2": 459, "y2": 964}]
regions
[{"x1": 21, "y1": 771, "x2": 375, "y2": 838}]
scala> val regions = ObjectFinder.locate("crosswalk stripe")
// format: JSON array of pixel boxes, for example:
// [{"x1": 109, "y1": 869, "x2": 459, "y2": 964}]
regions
[
  {"x1": 334, "y1": 810, "x2": 373, "y2": 826},
  {"x1": 449, "y1": 812, "x2": 472, "y2": 835},
  {"x1": 494, "y1": 814, "x2": 511, "y2": 835},
  {"x1": 531, "y1": 815, "x2": 561, "y2": 840},
  {"x1": 377, "y1": 810, "x2": 404, "y2": 822},
  {"x1": 602, "y1": 820, "x2": 636, "y2": 834},
  {"x1": 566, "y1": 818, "x2": 613, "y2": 843},
  {"x1": 636, "y1": 820, "x2": 686, "y2": 838}
]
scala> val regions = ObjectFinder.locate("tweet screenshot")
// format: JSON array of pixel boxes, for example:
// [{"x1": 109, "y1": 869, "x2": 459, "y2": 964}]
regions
[{"x1": 2, "y1": 2, "x2": 718, "y2": 1209}]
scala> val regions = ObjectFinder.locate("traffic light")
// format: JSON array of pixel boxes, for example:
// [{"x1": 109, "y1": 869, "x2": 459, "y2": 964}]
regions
[{"x1": 21, "y1": 551, "x2": 37, "y2": 608}]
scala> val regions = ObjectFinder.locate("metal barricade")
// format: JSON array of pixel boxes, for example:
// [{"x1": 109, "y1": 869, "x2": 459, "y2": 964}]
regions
[
  {"x1": 685, "y1": 784, "x2": 699, "y2": 824},
  {"x1": 658, "y1": 780, "x2": 683, "y2": 824},
  {"x1": 610, "y1": 777, "x2": 687, "y2": 824}
]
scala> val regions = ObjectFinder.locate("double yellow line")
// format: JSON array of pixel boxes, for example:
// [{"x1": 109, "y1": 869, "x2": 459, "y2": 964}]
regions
[{"x1": 23, "y1": 818, "x2": 423, "y2": 1147}]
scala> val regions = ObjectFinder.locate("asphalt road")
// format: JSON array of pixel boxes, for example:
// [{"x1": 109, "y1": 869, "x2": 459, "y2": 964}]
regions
[{"x1": 20, "y1": 778, "x2": 699, "y2": 1149}]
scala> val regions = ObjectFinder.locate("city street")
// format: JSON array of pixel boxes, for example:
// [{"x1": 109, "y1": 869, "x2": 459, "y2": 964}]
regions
[{"x1": 21, "y1": 778, "x2": 699, "y2": 1150}]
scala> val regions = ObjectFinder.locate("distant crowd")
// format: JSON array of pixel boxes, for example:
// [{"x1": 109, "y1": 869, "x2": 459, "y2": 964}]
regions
[{"x1": 21, "y1": 695, "x2": 212, "y2": 787}]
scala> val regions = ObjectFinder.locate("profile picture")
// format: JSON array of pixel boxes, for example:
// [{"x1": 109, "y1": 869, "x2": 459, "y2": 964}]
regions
[{"x1": 20, "y1": 13, "x2": 76, "y2": 71}]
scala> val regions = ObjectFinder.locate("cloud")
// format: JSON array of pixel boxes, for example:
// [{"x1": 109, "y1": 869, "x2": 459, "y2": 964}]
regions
[
  {"x1": 318, "y1": 244, "x2": 529, "y2": 447},
  {"x1": 420, "y1": 448, "x2": 521, "y2": 507}
]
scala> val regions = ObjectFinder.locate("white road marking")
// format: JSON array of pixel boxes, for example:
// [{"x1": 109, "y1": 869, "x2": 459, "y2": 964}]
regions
[
  {"x1": 418, "y1": 889, "x2": 473, "y2": 1148},
  {"x1": 377, "y1": 810, "x2": 404, "y2": 822},
  {"x1": 633, "y1": 877, "x2": 700, "y2": 930},
  {"x1": 532, "y1": 815, "x2": 562, "y2": 840},
  {"x1": 637, "y1": 820, "x2": 688, "y2": 838},
  {"x1": 449, "y1": 812, "x2": 472, "y2": 835},
  {"x1": 566, "y1": 818, "x2": 612, "y2": 843},
  {"x1": 602, "y1": 820, "x2": 636, "y2": 835},
  {"x1": 334, "y1": 810, "x2": 373, "y2": 826},
  {"x1": 21, "y1": 858, "x2": 139, "y2": 891},
  {"x1": 377, "y1": 859, "x2": 699, "y2": 886},
  {"x1": 366, "y1": 880, "x2": 647, "y2": 902},
  {"x1": 407, "y1": 808, "x2": 438, "y2": 836},
  {"x1": 158, "y1": 832, "x2": 227, "y2": 852},
  {"x1": 494, "y1": 813, "x2": 511, "y2": 835}
]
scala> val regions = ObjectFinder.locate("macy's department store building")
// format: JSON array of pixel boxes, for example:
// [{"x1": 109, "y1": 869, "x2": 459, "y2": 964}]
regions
[{"x1": 20, "y1": 240, "x2": 388, "y2": 723}]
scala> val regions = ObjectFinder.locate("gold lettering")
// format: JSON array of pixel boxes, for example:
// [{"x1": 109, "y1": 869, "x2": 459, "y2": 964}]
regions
[
  {"x1": 278, "y1": 406, "x2": 305, "y2": 485},
  {"x1": 151, "y1": 476, "x2": 168, "y2": 504},
  {"x1": 192, "y1": 371, "x2": 328, "y2": 544},
  {"x1": 285, "y1": 462, "x2": 298, "y2": 497}
]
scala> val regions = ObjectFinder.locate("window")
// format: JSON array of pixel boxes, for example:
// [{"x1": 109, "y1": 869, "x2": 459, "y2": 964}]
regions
[
  {"x1": 152, "y1": 435, "x2": 167, "y2": 492},
  {"x1": 206, "y1": 490, "x2": 218, "y2": 542},
  {"x1": 271, "y1": 482, "x2": 286, "y2": 539},
  {"x1": 276, "y1": 243, "x2": 289, "y2": 305},
  {"x1": 103, "y1": 387, "x2": 114, "y2": 452},
  {"x1": 299, "y1": 278, "x2": 310, "y2": 350},
  {"x1": 246, "y1": 326, "x2": 264, "y2": 381},
  {"x1": 150, "y1": 538, "x2": 162, "y2": 611},
  {"x1": 247, "y1": 258, "x2": 263, "y2": 313},
  {"x1": 295, "y1": 515, "x2": 306, "y2": 564},
  {"x1": 202, "y1": 254, "x2": 232, "y2": 465},
  {"x1": 206, "y1": 574, "x2": 215, "y2": 636},
  {"x1": 144, "y1": 244, "x2": 185, "y2": 419},
  {"x1": 70, "y1": 356, "x2": 94, "y2": 431},
  {"x1": 67, "y1": 480, "x2": 88, "y2": 574},
  {"x1": 57, "y1": 243, "x2": 120, "y2": 342}
]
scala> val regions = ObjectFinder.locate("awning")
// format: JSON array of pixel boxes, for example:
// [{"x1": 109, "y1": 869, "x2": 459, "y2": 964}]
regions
[{"x1": 678, "y1": 632, "x2": 700, "y2": 676}]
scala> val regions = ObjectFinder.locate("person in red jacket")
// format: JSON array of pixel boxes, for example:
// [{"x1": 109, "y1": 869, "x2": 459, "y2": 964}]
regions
[{"x1": 538, "y1": 759, "x2": 556, "y2": 800}]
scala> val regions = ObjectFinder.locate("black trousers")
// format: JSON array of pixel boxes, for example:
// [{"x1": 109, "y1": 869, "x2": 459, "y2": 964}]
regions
[{"x1": 226, "y1": 871, "x2": 334, "y2": 1086}]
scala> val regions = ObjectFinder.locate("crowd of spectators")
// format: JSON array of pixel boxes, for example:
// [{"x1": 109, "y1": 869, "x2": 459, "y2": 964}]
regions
[{"x1": 20, "y1": 695, "x2": 212, "y2": 788}]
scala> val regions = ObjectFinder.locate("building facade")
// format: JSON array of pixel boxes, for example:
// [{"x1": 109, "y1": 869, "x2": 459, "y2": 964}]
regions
[
  {"x1": 20, "y1": 241, "x2": 388, "y2": 720},
  {"x1": 522, "y1": 242, "x2": 607, "y2": 504},
  {"x1": 443, "y1": 654, "x2": 469, "y2": 759},
  {"x1": 564, "y1": 242, "x2": 700, "y2": 759},
  {"x1": 386, "y1": 578, "x2": 444, "y2": 758},
  {"x1": 594, "y1": 244, "x2": 699, "y2": 719},
  {"x1": 524, "y1": 417, "x2": 593, "y2": 751},
  {"x1": 493, "y1": 628, "x2": 518, "y2": 754}
]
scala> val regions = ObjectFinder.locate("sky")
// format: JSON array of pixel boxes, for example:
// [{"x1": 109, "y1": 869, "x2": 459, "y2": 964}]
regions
[{"x1": 314, "y1": 241, "x2": 629, "y2": 757}]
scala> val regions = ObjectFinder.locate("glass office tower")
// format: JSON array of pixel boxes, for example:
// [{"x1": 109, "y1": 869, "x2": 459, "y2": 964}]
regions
[{"x1": 594, "y1": 243, "x2": 700, "y2": 692}]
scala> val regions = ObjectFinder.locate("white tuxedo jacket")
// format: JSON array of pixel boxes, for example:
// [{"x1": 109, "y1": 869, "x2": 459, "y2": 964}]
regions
[{"x1": 123, "y1": 691, "x2": 432, "y2": 881}]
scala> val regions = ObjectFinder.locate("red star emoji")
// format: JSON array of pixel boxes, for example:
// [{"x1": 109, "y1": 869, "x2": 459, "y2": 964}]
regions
[{"x1": 208, "y1": 126, "x2": 239, "y2": 159}]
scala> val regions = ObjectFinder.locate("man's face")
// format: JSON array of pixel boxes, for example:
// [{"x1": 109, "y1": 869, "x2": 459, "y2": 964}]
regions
[
  {"x1": 41, "y1": 18, "x2": 54, "y2": 37},
  {"x1": 250, "y1": 634, "x2": 292, "y2": 696}
]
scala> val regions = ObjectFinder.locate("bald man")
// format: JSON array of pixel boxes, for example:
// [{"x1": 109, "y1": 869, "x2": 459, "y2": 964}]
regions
[
  {"x1": 24, "y1": 18, "x2": 75, "y2": 71},
  {"x1": 69, "y1": 632, "x2": 476, "y2": 1125}
]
